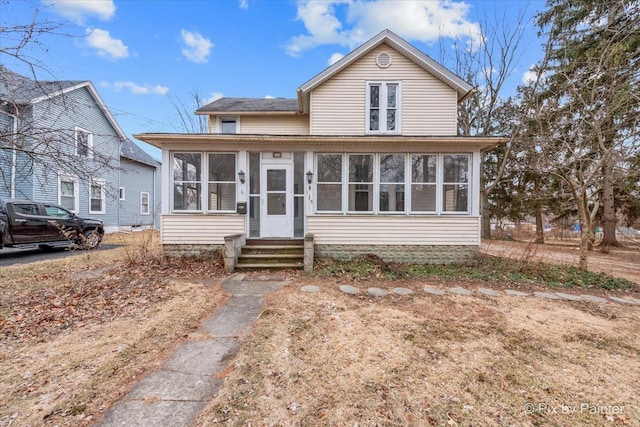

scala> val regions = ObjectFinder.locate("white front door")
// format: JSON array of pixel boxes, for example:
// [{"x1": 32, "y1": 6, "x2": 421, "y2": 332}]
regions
[{"x1": 260, "y1": 163, "x2": 293, "y2": 238}]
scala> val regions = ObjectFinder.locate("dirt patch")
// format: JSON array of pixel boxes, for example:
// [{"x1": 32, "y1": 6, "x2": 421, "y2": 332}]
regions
[
  {"x1": 195, "y1": 276, "x2": 639, "y2": 426},
  {"x1": 0, "y1": 231, "x2": 228, "y2": 426}
]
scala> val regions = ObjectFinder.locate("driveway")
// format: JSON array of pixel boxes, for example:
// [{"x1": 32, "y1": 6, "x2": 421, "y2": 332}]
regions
[{"x1": 0, "y1": 244, "x2": 120, "y2": 267}]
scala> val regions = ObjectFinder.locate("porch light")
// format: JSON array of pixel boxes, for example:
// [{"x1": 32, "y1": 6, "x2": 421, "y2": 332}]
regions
[
  {"x1": 238, "y1": 170, "x2": 246, "y2": 184},
  {"x1": 306, "y1": 170, "x2": 313, "y2": 184}
]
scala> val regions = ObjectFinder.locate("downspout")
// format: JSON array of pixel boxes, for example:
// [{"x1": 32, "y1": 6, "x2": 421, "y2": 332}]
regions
[{"x1": 117, "y1": 140, "x2": 123, "y2": 230}]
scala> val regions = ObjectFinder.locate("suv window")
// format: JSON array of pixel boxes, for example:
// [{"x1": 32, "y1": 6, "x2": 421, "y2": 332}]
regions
[
  {"x1": 44, "y1": 205, "x2": 73, "y2": 219},
  {"x1": 13, "y1": 203, "x2": 38, "y2": 216}
]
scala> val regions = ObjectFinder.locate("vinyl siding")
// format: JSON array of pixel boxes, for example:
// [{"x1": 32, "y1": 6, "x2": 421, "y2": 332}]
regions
[
  {"x1": 29, "y1": 87, "x2": 121, "y2": 228},
  {"x1": 310, "y1": 43, "x2": 458, "y2": 136},
  {"x1": 209, "y1": 114, "x2": 309, "y2": 135},
  {"x1": 0, "y1": 111, "x2": 14, "y2": 198},
  {"x1": 119, "y1": 158, "x2": 158, "y2": 227},
  {"x1": 161, "y1": 214, "x2": 245, "y2": 244},
  {"x1": 308, "y1": 215, "x2": 480, "y2": 245}
]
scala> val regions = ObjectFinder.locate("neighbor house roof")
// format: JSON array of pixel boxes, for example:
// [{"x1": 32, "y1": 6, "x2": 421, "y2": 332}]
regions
[
  {"x1": 196, "y1": 97, "x2": 299, "y2": 115},
  {"x1": 297, "y1": 29, "x2": 474, "y2": 113},
  {"x1": 0, "y1": 66, "x2": 128, "y2": 141},
  {"x1": 120, "y1": 139, "x2": 160, "y2": 168}
]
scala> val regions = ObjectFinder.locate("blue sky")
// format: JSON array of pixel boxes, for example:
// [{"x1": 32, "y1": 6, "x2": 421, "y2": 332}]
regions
[{"x1": 1, "y1": 0, "x2": 546, "y2": 160}]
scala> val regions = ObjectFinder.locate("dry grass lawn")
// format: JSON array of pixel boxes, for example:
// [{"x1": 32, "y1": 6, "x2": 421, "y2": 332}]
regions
[
  {"x1": 1, "y1": 234, "x2": 639, "y2": 426},
  {"x1": 0, "y1": 231, "x2": 228, "y2": 426},
  {"x1": 196, "y1": 276, "x2": 639, "y2": 426}
]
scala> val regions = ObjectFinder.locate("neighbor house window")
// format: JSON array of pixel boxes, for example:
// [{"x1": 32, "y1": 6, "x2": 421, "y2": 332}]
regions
[
  {"x1": 219, "y1": 117, "x2": 238, "y2": 134},
  {"x1": 348, "y1": 154, "x2": 374, "y2": 212},
  {"x1": 173, "y1": 152, "x2": 202, "y2": 211},
  {"x1": 411, "y1": 154, "x2": 437, "y2": 213},
  {"x1": 119, "y1": 187, "x2": 126, "y2": 200},
  {"x1": 140, "y1": 192, "x2": 150, "y2": 215},
  {"x1": 89, "y1": 179, "x2": 106, "y2": 214},
  {"x1": 443, "y1": 154, "x2": 469, "y2": 213},
  {"x1": 75, "y1": 127, "x2": 93, "y2": 157},
  {"x1": 59, "y1": 174, "x2": 79, "y2": 213},
  {"x1": 208, "y1": 153, "x2": 236, "y2": 211},
  {"x1": 379, "y1": 154, "x2": 405, "y2": 212},
  {"x1": 366, "y1": 82, "x2": 400, "y2": 134},
  {"x1": 316, "y1": 154, "x2": 343, "y2": 212}
]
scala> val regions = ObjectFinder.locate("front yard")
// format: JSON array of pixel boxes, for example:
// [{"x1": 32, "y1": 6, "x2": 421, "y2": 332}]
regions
[{"x1": 1, "y1": 233, "x2": 638, "y2": 426}]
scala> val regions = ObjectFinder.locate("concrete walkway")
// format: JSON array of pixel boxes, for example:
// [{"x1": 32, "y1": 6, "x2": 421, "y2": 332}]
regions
[{"x1": 96, "y1": 274, "x2": 287, "y2": 427}]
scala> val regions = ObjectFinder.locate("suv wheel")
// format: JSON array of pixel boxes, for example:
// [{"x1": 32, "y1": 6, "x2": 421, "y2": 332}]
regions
[{"x1": 83, "y1": 229, "x2": 101, "y2": 250}]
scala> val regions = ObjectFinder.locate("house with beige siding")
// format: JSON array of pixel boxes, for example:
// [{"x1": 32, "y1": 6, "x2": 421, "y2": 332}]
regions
[{"x1": 135, "y1": 29, "x2": 505, "y2": 270}]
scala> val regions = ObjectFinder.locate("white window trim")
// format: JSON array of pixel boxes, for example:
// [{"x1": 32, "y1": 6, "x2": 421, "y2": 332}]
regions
[
  {"x1": 75, "y1": 126, "x2": 94, "y2": 158},
  {"x1": 89, "y1": 178, "x2": 106, "y2": 214},
  {"x1": 171, "y1": 151, "x2": 239, "y2": 213},
  {"x1": 140, "y1": 192, "x2": 150, "y2": 215},
  {"x1": 217, "y1": 116, "x2": 240, "y2": 134},
  {"x1": 206, "y1": 152, "x2": 237, "y2": 213},
  {"x1": 365, "y1": 81, "x2": 402, "y2": 135},
  {"x1": 119, "y1": 187, "x2": 126, "y2": 201},
  {"x1": 313, "y1": 152, "x2": 471, "y2": 216},
  {"x1": 58, "y1": 173, "x2": 79, "y2": 213}
]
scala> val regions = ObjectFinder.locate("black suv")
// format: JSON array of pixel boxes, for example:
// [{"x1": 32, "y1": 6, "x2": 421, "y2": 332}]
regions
[{"x1": 0, "y1": 199, "x2": 104, "y2": 250}]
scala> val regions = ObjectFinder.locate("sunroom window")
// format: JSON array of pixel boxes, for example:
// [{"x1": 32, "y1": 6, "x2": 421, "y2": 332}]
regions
[
  {"x1": 379, "y1": 154, "x2": 405, "y2": 212},
  {"x1": 208, "y1": 153, "x2": 236, "y2": 211},
  {"x1": 316, "y1": 154, "x2": 343, "y2": 212},
  {"x1": 411, "y1": 154, "x2": 437, "y2": 212},
  {"x1": 366, "y1": 82, "x2": 400, "y2": 134},
  {"x1": 348, "y1": 154, "x2": 374, "y2": 212},
  {"x1": 443, "y1": 154, "x2": 469, "y2": 212},
  {"x1": 173, "y1": 152, "x2": 202, "y2": 211}
]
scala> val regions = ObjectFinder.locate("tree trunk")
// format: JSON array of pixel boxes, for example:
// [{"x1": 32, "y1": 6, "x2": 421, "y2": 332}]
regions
[
  {"x1": 534, "y1": 200, "x2": 545, "y2": 243},
  {"x1": 481, "y1": 190, "x2": 492, "y2": 239},
  {"x1": 600, "y1": 155, "x2": 620, "y2": 247},
  {"x1": 577, "y1": 194, "x2": 590, "y2": 270}
]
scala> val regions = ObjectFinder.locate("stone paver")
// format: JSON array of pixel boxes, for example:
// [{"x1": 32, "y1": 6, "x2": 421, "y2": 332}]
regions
[
  {"x1": 609, "y1": 296, "x2": 640, "y2": 305},
  {"x1": 534, "y1": 291, "x2": 561, "y2": 300},
  {"x1": 339, "y1": 285, "x2": 360, "y2": 295},
  {"x1": 393, "y1": 287, "x2": 413, "y2": 295},
  {"x1": 505, "y1": 290, "x2": 529, "y2": 297},
  {"x1": 580, "y1": 295, "x2": 608, "y2": 303},
  {"x1": 368, "y1": 287, "x2": 388, "y2": 297},
  {"x1": 301, "y1": 285, "x2": 320, "y2": 293},
  {"x1": 478, "y1": 288, "x2": 501, "y2": 297},
  {"x1": 449, "y1": 287, "x2": 472, "y2": 296},
  {"x1": 555, "y1": 292, "x2": 582, "y2": 302},
  {"x1": 424, "y1": 287, "x2": 445, "y2": 295}
]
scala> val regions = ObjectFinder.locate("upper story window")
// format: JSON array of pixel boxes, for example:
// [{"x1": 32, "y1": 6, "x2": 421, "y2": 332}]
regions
[
  {"x1": 75, "y1": 127, "x2": 93, "y2": 158},
  {"x1": 366, "y1": 81, "x2": 401, "y2": 134},
  {"x1": 219, "y1": 117, "x2": 238, "y2": 134}
]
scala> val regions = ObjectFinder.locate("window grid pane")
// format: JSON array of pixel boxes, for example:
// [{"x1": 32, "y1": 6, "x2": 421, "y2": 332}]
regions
[
  {"x1": 173, "y1": 153, "x2": 202, "y2": 211},
  {"x1": 443, "y1": 155, "x2": 469, "y2": 213},
  {"x1": 208, "y1": 153, "x2": 236, "y2": 211},
  {"x1": 349, "y1": 155, "x2": 373, "y2": 212}
]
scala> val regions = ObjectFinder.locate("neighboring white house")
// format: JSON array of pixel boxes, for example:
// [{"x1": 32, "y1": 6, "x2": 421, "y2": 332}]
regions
[
  {"x1": 0, "y1": 67, "x2": 160, "y2": 232},
  {"x1": 135, "y1": 29, "x2": 505, "y2": 266}
]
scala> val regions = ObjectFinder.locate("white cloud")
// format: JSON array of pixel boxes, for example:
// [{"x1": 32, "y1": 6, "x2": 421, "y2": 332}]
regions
[
  {"x1": 286, "y1": 0, "x2": 482, "y2": 57},
  {"x1": 45, "y1": 0, "x2": 115, "y2": 23},
  {"x1": 264, "y1": 95, "x2": 275, "y2": 99},
  {"x1": 86, "y1": 28, "x2": 129, "y2": 60},
  {"x1": 239, "y1": 0, "x2": 248, "y2": 10},
  {"x1": 328, "y1": 52, "x2": 344, "y2": 65},
  {"x1": 522, "y1": 64, "x2": 547, "y2": 85},
  {"x1": 103, "y1": 81, "x2": 169, "y2": 95},
  {"x1": 181, "y1": 30, "x2": 213, "y2": 64},
  {"x1": 205, "y1": 92, "x2": 224, "y2": 104}
]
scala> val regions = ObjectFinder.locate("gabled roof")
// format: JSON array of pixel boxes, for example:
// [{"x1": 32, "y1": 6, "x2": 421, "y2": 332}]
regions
[
  {"x1": 120, "y1": 139, "x2": 160, "y2": 168},
  {"x1": 296, "y1": 29, "x2": 474, "y2": 113},
  {"x1": 0, "y1": 66, "x2": 128, "y2": 141},
  {"x1": 196, "y1": 97, "x2": 299, "y2": 115}
]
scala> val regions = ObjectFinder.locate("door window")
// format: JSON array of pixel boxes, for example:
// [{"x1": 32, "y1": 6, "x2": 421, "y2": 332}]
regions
[{"x1": 266, "y1": 169, "x2": 286, "y2": 215}]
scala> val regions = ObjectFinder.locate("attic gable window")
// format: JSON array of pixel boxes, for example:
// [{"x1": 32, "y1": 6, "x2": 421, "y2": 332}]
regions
[
  {"x1": 75, "y1": 127, "x2": 93, "y2": 158},
  {"x1": 219, "y1": 117, "x2": 238, "y2": 134},
  {"x1": 366, "y1": 81, "x2": 401, "y2": 134}
]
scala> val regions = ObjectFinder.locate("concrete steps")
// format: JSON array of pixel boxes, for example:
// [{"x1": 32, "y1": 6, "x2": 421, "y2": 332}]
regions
[{"x1": 236, "y1": 240, "x2": 304, "y2": 270}]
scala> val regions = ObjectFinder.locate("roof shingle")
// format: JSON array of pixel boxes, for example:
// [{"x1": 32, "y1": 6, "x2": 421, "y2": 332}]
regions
[{"x1": 197, "y1": 97, "x2": 299, "y2": 113}]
